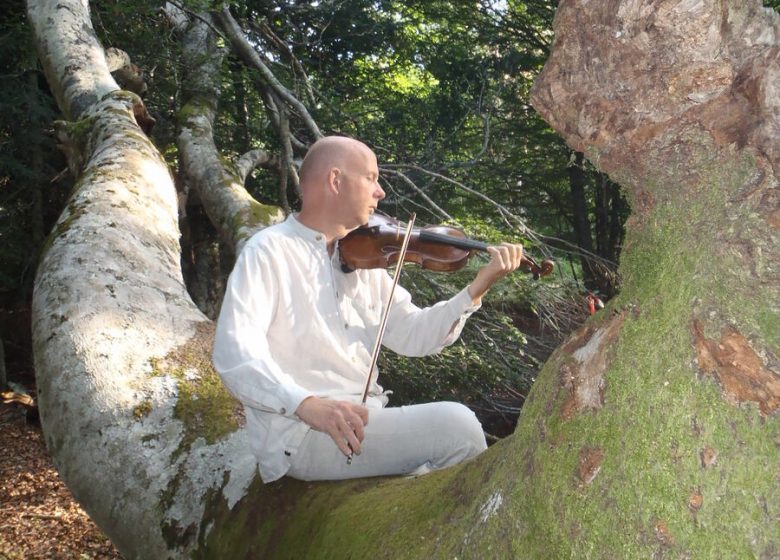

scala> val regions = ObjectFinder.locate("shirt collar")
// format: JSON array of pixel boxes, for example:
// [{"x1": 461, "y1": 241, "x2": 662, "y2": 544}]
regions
[{"x1": 287, "y1": 213, "x2": 328, "y2": 247}]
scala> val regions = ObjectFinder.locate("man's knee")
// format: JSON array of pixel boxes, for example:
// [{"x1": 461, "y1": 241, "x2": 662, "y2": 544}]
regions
[{"x1": 434, "y1": 401, "x2": 487, "y2": 459}]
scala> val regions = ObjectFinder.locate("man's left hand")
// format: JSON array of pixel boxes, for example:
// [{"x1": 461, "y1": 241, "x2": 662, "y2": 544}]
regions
[{"x1": 467, "y1": 242, "x2": 524, "y2": 304}]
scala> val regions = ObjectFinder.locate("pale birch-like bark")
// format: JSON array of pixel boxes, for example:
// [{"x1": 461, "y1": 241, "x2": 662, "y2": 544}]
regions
[
  {"x1": 172, "y1": 6, "x2": 284, "y2": 253},
  {"x1": 28, "y1": 2, "x2": 256, "y2": 558}
]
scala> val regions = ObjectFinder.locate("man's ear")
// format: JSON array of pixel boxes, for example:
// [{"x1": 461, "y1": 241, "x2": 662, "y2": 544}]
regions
[{"x1": 327, "y1": 167, "x2": 341, "y2": 194}]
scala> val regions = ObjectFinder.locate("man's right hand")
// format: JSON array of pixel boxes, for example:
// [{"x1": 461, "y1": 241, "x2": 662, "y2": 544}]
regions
[{"x1": 295, "y1": 396, "x2": 369, "y2": 457}]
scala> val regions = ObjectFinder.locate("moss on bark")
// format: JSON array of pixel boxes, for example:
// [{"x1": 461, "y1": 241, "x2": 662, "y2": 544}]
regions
[{"x1": 500, "y1": 139, "x2": 778, "y2": 559}]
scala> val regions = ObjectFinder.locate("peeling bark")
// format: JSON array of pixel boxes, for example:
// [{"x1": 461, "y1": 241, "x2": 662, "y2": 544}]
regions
[
  {"x1": 558, "y1": 311, "x2": 625, "y2": 419},
  {"x1": 692, "y1": 319, "x2": 780, "y2": 414},
  {"x1": 576, "y1": 445, "x2": 604, "y2": 485}
]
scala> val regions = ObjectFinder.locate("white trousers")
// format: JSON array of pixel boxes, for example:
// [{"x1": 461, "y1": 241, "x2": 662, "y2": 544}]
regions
[{"x1": 286, "y1": 401, "x2": 487, "y2": 481}]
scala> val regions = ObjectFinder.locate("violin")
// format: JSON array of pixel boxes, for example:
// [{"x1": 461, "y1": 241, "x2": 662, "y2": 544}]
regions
[{"x1": 339, "y1": 213, "x2": 554, "y2": 279}]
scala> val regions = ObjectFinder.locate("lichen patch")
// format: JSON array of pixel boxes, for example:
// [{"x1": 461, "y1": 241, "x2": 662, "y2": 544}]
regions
[
  {"x1": 149, "y1": 321, "x2": 243, "y2": 459},
  {"x1": 559, "y1": 312, "x2": 626, "y2": 420},
  {"x1": 477, "y1": 491, "x2": 503, "y2": 523},
  {"x1": 691, "y1": 319, "x2": 780, "y2": 415}
]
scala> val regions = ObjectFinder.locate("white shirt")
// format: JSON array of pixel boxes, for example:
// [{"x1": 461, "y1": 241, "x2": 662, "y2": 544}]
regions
[{"x1": 213, "y1": 214, "x2": 480, "y2": 482}]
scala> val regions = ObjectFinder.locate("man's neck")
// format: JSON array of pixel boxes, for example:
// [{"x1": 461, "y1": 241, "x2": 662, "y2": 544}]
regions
[{"x1": 295, "y1": 210, "x2": 348, "y2": 254}]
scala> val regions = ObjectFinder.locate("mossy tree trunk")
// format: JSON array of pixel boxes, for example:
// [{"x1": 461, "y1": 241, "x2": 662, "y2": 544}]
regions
[
  {"x1": 170, "y1": 6, "x2": 284, "y2": 256},
  {"x1": 28, "y1": 0, "x2": 777, "y2": 558},
  {"x1": 524, "y1": 0, "x2": 779, "y2": 557},
  {"x1": 169, "y1": 6, "x2": 283, "y2": 317}
]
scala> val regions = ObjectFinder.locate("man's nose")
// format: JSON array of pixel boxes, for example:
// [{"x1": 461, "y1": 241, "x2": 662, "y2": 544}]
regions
[{"x1": 376, "y1": 184, "x2": 386, "y2": 199}]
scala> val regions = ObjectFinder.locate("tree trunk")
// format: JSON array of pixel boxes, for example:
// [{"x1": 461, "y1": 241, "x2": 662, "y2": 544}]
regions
[
  {"x1": 169, "y1": 7, "x2": 283, "y2": 317},
  {"x1": 28, "y1": 1, "x2": 778, "y2": 559},
  {"x1": 28, "y1": 2, "x2": 257, "y2": 557},
  {"x1": 568, "y1": 150, "x2": 602, "y2": 290},
  {"x1": 171, "y1": 7, "x2": 284, "y2": 254},
  {"x1": 526, "y1": 1, "x2": 779, "y2": 559},
  {"x1": 568, "y1": 151, "x2": 593, "y2": 252},
  {"x1": 229, "y1": 58, "x2": 252, "y2": 155},
  {"x1": 607, "y1": 174, "x2": 625, "y2": 265}
]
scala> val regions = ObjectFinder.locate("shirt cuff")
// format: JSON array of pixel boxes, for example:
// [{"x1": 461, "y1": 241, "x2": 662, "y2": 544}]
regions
[
  {"x1": 273, "y1": 383, "x2": 314, "y2": 418},
  {"x1": 451, "y1": 286, "x2": 481, "y2": 317}
]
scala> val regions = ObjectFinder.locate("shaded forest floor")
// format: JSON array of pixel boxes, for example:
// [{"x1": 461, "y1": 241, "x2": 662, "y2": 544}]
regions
[{"x1": 0, "y1": 403, "x2": 122, "y2": 560}]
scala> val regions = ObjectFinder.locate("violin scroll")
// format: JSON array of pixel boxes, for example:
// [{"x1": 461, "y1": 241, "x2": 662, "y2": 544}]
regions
[{"x1": 520, "y1": 257, "x2": 555, "y2": 280}]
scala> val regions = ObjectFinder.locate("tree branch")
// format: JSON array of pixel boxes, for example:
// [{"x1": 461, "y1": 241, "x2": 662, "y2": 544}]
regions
[
  {"x1": 379, "y1": 167, "x2": 453, "y2": 221},
  {"x1": 249, "y1": 19, "x2": 317, "y2": 106},
  {"x1": 235, "y1": 149, "x2": 274, "y2": 184},
  {"x1": 214, "y1": 7, "x2": 322, "y2": 141},
  {"x1": 165, "y1": 0, "x2": 225, "y2": 41},
  {"x1": 169, "y1": 6, "x2": 283, "y2": 252}
]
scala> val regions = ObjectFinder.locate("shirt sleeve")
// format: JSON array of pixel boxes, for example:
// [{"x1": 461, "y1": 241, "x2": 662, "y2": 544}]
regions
[
  {"x1": 381, "y1": 274, "x2": 481, "y2": 357},
  {"x1": 212, "y1": 243, "x2": 313, "y2": 417}
]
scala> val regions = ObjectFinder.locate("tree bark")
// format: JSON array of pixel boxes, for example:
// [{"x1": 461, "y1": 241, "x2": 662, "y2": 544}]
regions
[
  {"x1": 229, "y1": 58, "x2": 252, "y2": 154},
  {"x1": 28, "y1": 2, "x2": 257, "y2": 558},
  {"x1": 171, "y1": 6, "x2": 284, "y2": 254},
  {"x1": 28, "y1": 0, "x2": 778, "y2": 559},
  {"x1": 526, "y1": 1, "x2": 779, "y2": 558},
  {"x1": 170, "y1": 6, "x2": 284, "y2": 316}
]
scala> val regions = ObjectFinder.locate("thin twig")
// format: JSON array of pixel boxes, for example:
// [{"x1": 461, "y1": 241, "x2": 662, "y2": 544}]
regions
[{"x1": 380, "y1": 168, "x2": 453, "y2": 222}]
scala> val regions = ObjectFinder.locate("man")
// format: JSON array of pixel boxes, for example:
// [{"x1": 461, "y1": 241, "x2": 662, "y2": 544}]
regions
[{"x1": 213, "y1": 136, "x2": 525, "y2": 483}]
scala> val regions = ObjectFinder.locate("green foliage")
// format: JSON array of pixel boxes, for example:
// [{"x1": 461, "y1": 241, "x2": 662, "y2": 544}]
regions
[{"x1": 375, "y1": 261, "x2": 577, "y2": 437}]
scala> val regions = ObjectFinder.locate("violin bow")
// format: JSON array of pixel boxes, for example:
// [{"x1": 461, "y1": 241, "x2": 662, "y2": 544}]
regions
[
  {"x1": 348, "y1": 212, "x2": 416, "y2": 465},
  {"x1": 361, "y1": 212, "x2": 416, "y2": 403}
]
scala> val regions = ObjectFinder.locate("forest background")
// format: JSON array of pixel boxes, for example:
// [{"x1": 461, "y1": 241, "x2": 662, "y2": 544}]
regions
[{"x1": 1, "y1": 0, "x2": 630, "y2": 438}]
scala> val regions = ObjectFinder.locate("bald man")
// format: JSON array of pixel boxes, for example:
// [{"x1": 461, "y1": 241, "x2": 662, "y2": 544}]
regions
[{"x1": 213, "y1": 136, "x2": 525, "y2": 483}]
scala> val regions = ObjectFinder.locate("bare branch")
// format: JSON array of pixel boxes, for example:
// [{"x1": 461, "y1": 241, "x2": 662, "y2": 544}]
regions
[
  {"x1": 215, "y1": 7, "x2": 322, "y2": 141},
  {"x1": 379, "y1": 179, "x2": 447, "y2": 219},
  {"x1": 379, "y1": 167, "x2": 453, "y2": 222},
  {"x1": 165, "y1": 0, "x2": 225, "y2": 40},
  {"x1": 277, "y1": 109, "x2": 292, "y2": 214},
  {"x1": 383, "y1": 163, "x2": 525, "y2": 231},
  {"x1": 250, "y1": 20, "x2": 317, "y2": 106},
  {"x1": 279, "y1": 111, "x2": 300, "y2": 202},
  {"x1": 235, "y1": 149, "x2": 274, "y2": 184}
]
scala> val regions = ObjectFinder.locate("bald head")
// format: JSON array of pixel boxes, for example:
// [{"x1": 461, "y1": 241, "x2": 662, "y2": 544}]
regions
[
  {"x1": 295, "y1": 136, "x2": 384, "y2": 241},
  {"x1": 299, "y1": 136, "x2": 374, "y2": 190}
]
